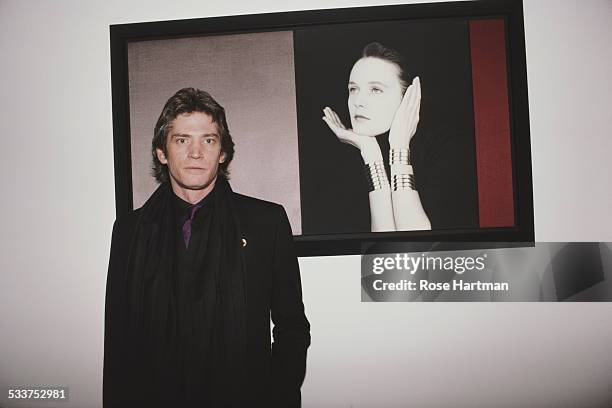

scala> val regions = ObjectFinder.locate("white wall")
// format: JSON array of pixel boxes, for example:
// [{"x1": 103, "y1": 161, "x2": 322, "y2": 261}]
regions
[{"x1": 1, "y1": 0, "x2": 611, "y2": 407}]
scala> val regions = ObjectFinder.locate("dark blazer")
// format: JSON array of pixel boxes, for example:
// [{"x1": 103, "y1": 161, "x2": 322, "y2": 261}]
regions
[{"x1": 104, "y1": 192, "x2": 311, "y2": 407}]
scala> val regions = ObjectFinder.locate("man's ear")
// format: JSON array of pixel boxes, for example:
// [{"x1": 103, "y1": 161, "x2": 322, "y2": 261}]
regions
[
  {"x1": 156, "y1": 148, "x2": 168, "y2": 164},
  {"x1": 219, "y1": 151, "x2": 226, "y2": 164}
]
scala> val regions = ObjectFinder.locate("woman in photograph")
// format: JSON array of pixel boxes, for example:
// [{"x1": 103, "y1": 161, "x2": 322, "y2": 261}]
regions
[{"x1": 322, "y1": 42, "x2": 431, "y2": 232}]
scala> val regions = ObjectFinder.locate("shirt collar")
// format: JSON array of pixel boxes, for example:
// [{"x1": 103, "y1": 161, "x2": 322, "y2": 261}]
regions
[{"x1": 172, "y1": 185, "x2": 216, "y2": 221}]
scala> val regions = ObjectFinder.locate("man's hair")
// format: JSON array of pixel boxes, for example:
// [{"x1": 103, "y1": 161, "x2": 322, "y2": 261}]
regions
[
  {"x1": 151, "y1": 87, "x2": 235, "y2": 183},
  {"x1": 361, "y1": 42, "x2": 412, "y2": 94}
]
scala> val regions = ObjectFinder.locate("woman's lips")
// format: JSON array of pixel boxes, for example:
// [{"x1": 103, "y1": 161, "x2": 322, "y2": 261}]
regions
[{"x1": 354, "y1": 114, "x2": 370, "y2": 121}]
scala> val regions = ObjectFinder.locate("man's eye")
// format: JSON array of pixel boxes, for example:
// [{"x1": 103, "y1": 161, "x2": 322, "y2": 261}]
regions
[
  {"x1": 205, "y1": 138, "x2": 216, "y2": 144},
  {"x1": 177, "y1": 138, "x2": 187, "y2": 144}
]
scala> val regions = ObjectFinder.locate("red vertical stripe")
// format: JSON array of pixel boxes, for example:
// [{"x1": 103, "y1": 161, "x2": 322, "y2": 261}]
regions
[{"x1": 469, "y1": 19, "x2": 515, "y2": 227}]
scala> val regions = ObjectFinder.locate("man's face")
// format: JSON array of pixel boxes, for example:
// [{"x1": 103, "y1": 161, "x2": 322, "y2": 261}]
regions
[{"x1": 156, "y1": 112, "x2": 226, "y2": 195}]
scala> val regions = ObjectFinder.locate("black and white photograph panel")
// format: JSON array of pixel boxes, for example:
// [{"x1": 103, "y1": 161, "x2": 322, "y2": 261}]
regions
[
  {"x1": 294, "y1": 19, "x2": 479, "y2": 235},
  {"x1": 127, "y1": 31, "x2": 303, "y2": 233}
]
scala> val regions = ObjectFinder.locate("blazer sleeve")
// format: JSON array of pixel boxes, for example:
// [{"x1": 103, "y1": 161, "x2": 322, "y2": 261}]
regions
[
  {"x1": 270, "y1": 206, "x2": 311, "y2": 407},
  {"x1": 103, "y1": 219, "x2": 130, "y2": 407}
]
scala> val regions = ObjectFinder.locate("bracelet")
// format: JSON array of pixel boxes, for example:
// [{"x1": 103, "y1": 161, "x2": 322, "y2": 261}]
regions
[
  {"x1": 363, "y1": 161, "x2": 389, "y2": 192},
  {"x1": 392, "y1": 173, "x2": 416, "y2": 191},
  {"x1": 389, "y1": 148, "x2": 411, "y2": 166}
]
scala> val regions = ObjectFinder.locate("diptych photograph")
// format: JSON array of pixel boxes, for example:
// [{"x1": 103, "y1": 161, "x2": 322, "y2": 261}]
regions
[{"x1": 112, "y1": 3, "x2": 532, "y2": 255}]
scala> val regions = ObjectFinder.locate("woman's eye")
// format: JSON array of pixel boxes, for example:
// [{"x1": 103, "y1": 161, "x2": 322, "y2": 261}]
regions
[
  {"x1": 371, "y1": 87, "x2": 383, "y2": 94},
  {"x1": 348, "y1": 87, "x2": 358, "y2": 94}
]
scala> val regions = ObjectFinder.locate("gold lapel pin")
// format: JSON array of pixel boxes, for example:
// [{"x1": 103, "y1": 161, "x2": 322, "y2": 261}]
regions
[{"x1": 241, "y1": 238, "x2": 247, "y2": 247}]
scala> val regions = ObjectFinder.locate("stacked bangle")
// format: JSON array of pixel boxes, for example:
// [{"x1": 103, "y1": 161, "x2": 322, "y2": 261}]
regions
[
  {"x1": 389, "y1": 148, "x2": 411, "y2": 166},
  {"x1": 363, "y1": 161, "x2": 389, "y2": 192},
  {"x1": 390, "y1": 148, "x2": 416, "y2": 191},
  {"x1": 392, "y1": 173, "x2": 416, "y2": 191}
]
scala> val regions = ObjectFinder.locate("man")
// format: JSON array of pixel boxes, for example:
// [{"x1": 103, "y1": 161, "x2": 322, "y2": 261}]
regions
[{"x1": 104, "y1": 88, "x2": 310, "y2": 407}]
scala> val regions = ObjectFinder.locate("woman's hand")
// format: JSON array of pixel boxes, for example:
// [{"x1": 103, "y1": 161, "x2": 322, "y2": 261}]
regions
[
  {"x1": 322, "y1": 107, "x2": 367, "y2": 149},
  {"x1": 322, "y1": 107, "x2": 381, "y2": 162},
  {"x1": 389, "y1": 76, "x2": 421, "y2": 149}
]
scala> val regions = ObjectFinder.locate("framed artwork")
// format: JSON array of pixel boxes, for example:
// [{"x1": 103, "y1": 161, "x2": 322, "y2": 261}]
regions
[{"x1": 110, "y1": 0, "x2": 534, "y2": 256}]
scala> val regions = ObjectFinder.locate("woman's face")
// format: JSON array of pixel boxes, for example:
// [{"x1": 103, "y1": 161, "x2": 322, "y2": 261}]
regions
[{"x1": 348, "y1": 57, "x2": 404, "y2": 136}]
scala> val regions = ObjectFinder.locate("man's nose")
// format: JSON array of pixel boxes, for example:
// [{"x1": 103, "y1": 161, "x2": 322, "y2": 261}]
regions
[{"x1": 188, "y1": 141, "x2": 204, "y2": 158}]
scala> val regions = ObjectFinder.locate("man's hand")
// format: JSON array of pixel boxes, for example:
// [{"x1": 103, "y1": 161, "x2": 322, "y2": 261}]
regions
[{"x1": 389, "y1": 76, "x2": 421, "y2": 149}]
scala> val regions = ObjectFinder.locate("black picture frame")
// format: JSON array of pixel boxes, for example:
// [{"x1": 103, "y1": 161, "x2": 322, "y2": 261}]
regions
[{"x1": 110, "y1": 0, "x2": 534, "y2": 257}]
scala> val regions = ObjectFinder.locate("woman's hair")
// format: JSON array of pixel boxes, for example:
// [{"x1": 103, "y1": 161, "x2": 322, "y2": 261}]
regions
[
  {"x1": 151, "y1": 87, "x2": 235, "y2": 183},
  {"x1": 361, "y1": 42, "x2": 412, "y2": 94}
]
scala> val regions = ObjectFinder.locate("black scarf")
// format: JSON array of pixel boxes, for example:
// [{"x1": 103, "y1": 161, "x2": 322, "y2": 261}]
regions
[{"x1": 123, "y1": 177, "x2": 247, "y2": 407}]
